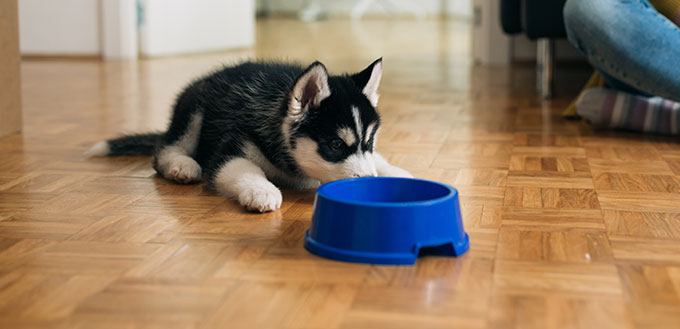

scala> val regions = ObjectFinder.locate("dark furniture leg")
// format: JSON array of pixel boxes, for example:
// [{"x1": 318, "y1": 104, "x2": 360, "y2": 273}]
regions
[{"x1": 536, "y1": 38, "x2": 554, "y2": 99}]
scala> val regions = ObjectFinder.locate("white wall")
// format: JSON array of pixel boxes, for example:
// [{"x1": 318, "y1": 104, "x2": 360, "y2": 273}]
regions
[
  {"x1": 101, "y1": 0, "x2": 138, "y2": 59},
  {"x1": 18, "y1": 0, "x2": 101, "y2": 55},
  {"x1": 258, "y1": 0, "x2": 471, "y2": 19},
  {"x1": 139, "y1": 0, "x2": 255, "y2": 57},
  {"x1": 471, "y1": 0, "x2": 509, "y2": 65},
  {"x1": 19, "y1": 0, "x2": 255, "y2": 58}
]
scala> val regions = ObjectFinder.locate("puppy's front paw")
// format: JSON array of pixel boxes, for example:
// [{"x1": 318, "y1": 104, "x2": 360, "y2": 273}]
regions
[
  {"x1": 238, "y1": 184, "x2": 283, "y2": 213},
  {"x1": 378, "y1": 165, "x2": 414, "y2": 178}
]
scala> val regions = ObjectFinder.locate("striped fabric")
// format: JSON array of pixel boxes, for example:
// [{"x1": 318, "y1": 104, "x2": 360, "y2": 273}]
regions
[{"x1": 578, "y1": 88, "x2": 680, "y2": 135}]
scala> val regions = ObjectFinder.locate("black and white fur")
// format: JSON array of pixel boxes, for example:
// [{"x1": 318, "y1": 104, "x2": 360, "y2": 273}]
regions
[{"x1": 86, "y1": 59, "x2": 412, "y2": 212}]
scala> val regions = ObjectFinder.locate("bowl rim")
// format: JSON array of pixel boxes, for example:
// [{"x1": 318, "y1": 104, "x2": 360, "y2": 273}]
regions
[{"x1": 316, "y1": 177, "x2": 457, "y2": 208}]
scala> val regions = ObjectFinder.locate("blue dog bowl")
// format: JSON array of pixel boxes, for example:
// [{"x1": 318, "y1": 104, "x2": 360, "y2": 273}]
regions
[{"x1": 304, "y1": 177, "x2": 469, "y2": 265}]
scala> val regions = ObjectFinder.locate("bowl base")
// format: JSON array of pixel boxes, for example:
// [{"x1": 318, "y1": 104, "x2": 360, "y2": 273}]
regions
[{"x1": 304, "y1": 231, "x2": 470, "y2": 265}]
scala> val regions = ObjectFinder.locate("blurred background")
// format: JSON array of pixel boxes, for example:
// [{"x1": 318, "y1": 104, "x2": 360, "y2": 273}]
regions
[
  {"x1": 15, "y1": 0, "x2": 580, "y2": 65},
  {"x1": 3, "y1": 0, "x2": 587, "y2": 137}
]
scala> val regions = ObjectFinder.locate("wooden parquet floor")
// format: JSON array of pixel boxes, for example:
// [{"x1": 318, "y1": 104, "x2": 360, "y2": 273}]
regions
[{"x1": 2, "y1": 18, "x2": 680, "y2": 329}]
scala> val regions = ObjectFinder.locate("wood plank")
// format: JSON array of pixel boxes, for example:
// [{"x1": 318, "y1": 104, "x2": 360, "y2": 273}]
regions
[{"x1": 0, "y1": 0, "x2": 22, "y2": 137}]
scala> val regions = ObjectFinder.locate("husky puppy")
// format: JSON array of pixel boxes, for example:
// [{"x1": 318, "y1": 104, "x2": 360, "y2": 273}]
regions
[{"x1": 86, "y1": 59, "x2": 412, "y2": 212}]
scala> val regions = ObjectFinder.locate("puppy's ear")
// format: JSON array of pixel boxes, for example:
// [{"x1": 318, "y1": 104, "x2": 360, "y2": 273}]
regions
[
  {"x1": 351, "y1": 58, "x2": 382, "y2": 107},
  {"x1": 289, "y1": 61, "x2": 331, "y2": 118}
]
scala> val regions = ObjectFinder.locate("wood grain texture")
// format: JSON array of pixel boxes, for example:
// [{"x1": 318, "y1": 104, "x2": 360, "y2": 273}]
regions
[
  {"x1": 0, "y1": 0, "x2": 22, "y2": 137},
  {"x1": 1, "y1": 17, "x2": 679, "y2": 329}
]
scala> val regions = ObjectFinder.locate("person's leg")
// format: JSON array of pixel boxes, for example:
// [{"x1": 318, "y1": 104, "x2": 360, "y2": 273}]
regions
[
  {"x1": 597, "y1": 70, "x2": 651, "y2": 97},
  {"x1": 577, "y1": 88, "x2": 680, "y2": 134},
  {"x1": 563, "y1": 0, "x2": 680, "y2": 102}
]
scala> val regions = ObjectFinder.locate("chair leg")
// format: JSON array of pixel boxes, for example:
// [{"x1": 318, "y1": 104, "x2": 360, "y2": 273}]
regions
[{"x1": 536, "y1": 38, "x2": 554, "y2": 99}]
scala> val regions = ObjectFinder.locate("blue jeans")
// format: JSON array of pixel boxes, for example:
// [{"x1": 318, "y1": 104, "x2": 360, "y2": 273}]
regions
[{"x1": 563, "y1": 0, "x2": 680, "y2": 102}]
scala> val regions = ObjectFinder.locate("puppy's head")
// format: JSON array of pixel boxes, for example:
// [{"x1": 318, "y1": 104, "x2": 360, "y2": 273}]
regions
[{"x1": 286, "y1": 59, "x2": 383, "y2": 183}]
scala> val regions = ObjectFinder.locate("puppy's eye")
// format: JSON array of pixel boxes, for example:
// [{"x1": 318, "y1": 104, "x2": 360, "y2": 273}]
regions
[{"x1": 331, "y1": 139, "x2": 344, "y2": 149}]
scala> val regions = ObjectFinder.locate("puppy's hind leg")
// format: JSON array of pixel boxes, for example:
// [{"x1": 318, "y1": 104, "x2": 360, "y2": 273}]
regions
[
  {"x1": 154, "y1": 112, "x2": 203, "y2": 184},
  {"x1": 211, "y1": 157, "x2": 282, "y2": 213}
]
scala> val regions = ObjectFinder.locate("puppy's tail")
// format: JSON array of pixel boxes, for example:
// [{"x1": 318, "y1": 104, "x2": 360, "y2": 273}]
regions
[{"x1": 85, "y1": 132, "x2": 163, "y2": 157}]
